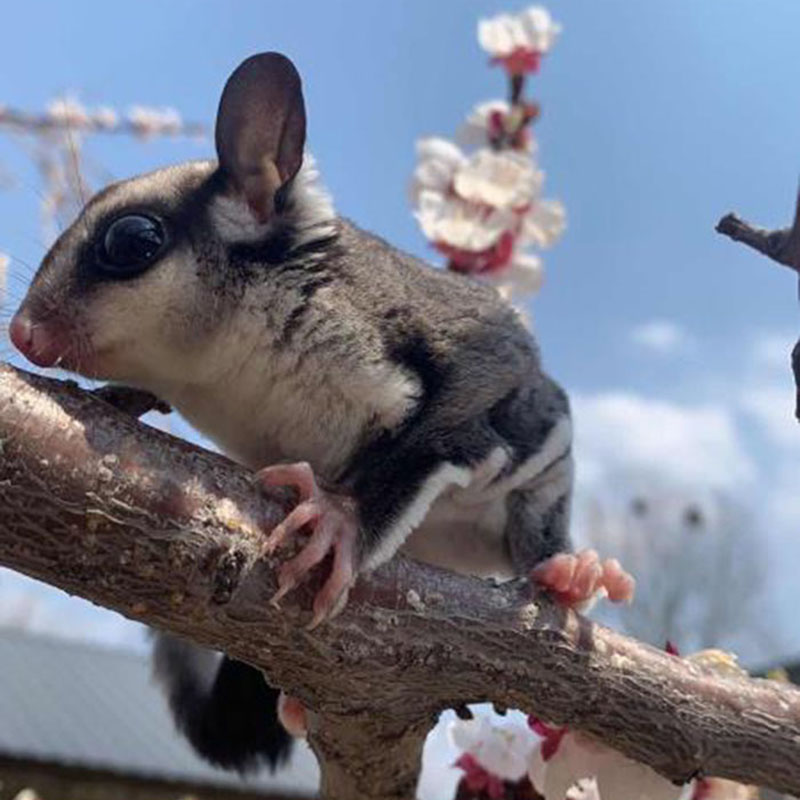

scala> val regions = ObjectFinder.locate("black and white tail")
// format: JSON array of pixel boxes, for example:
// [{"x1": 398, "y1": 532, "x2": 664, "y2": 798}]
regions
[{"x1": 152, "y1": 634, "x2": 292, "y2": 772}]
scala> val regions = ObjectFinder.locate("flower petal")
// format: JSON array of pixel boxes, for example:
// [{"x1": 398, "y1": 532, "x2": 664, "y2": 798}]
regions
[
  {"x1": 521, "y1": 199, "x2": 566, "y2": 247},
  {"x1": 518, "y1": 6, "x2": 562, "y2": 53},
  {"x1": 453, "y1": 149, "x2": 542, "y2": 210},
  {"x1": 449, "y1": 716, "x2": 536, "y2": 782},
  {"x1": 415, "y1": 136, "x2": 466, "y2": 168},
  {"x1": 415, "y1": 191, "x2": 513, "y2": 251},
  {"x1": 478, "y1": 14, "x2": 523, "y2": 57},
  {"x1": 457, "y1": 100, "x2": 516, "y2": 150}
]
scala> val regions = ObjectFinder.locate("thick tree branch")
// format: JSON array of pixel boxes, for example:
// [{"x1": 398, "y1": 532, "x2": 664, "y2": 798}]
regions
[
  {"x1": 0, "y1": 363, "x2": 799, "y2": 799},
  {"x1": 716, "y1": 187, "x2": 800, "y2": 421}
]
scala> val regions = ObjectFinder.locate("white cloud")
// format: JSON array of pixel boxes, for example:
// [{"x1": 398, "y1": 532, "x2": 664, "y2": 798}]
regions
[
  {"x1": 748, "y1": 330, "x2": 796, "y2": 374},
  {"x1": 572, "y1": 391, "x2": 755, "y2": 491},
  {"x1": 629, "y1": 320, "x2": 692, "y2": 356},
  {"x1": 739, "y1": 386, "x2": 800, "y2": 450},
  {"x1": 764, "y1": 463, "x2": 800, "y2": 536}
]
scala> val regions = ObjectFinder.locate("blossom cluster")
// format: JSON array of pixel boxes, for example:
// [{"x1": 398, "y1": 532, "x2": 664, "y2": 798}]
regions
[
  {"x1": 448, "y1": 648, "x2": 759, "y2": 800},
  {"x1": 410, "y1": 6, "x2": 565, "y2": 295},
  {"x1": 0, "y1": 98, "x2": 203, "y2": 139},
  {"x1": 479, "y1": 6, "x2": 561, "y2": 75},
  {"x1": 47, "y1": 97, "x2": 186, "y2": 138},
  {"x1": 449, "y1": 714, "x2": 687, "y2": 800}
]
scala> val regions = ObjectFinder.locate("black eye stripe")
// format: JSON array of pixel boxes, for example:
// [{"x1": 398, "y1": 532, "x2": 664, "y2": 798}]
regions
[{"x1": 95, "y1": 214, "x2": 166, "y2": 277}]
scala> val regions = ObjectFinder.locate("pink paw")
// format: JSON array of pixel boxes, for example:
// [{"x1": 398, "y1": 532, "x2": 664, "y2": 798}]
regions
[
  {"x1": 530, "y1": 549, "x2": 635, "y2": 609},
  {"x1": 257, "y1": 462, "x2": 358, "y2": 629},
  {"x1": 277, "y1": 692, "x2": 308, "y2": 738}
]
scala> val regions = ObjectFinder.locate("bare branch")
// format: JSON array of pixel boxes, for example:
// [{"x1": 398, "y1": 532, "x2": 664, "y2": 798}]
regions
[
  {"x1": 716, "y1": 186, "x2": 800, "y2": 421},
  {"x1": 0, "y1": 362, "x2": 799, "y2": 799},
  {"x1": 716, "y1": 185, "x2": 800, "y2": 273}
]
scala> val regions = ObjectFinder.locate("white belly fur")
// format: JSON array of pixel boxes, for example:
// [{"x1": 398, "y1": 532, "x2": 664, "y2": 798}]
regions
[
  {"x1": 400, "y1": 418, "x2": 572, "y2": 580},
  {"x1": 402, "y1": 491, "x2": 513, "y2": 579},
  {"x1": 401, "y1": 446, "x2": 514, "y2": 579}
]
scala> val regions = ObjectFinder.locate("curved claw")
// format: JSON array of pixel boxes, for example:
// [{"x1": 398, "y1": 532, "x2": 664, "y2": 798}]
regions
[
  {"x1": 257, "y1": 461, "x2": 360, "y2": 627},
  {"x1": 263, "y1": 500, "x2": 320, "y2": 554}
]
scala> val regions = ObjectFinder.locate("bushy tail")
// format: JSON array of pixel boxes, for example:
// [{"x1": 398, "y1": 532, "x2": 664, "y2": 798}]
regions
[{"x1": 152, "y1": 634, "x2": 292, "y2": 772}]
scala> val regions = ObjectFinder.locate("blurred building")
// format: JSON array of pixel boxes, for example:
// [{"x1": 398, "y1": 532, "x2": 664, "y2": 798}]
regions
[{"x1": 0, "y1": 629, "x2": 318, "y2": 800}]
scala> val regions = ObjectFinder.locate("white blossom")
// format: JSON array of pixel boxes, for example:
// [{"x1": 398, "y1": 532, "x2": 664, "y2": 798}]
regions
[
  {"x1": 528, "y1": 730, "x2": 687, "y2": 800},
  {"x1": 156, "y1": 107, "x2": 182, "y2": 133},
  {"x1": 412, "y1": 139, "x2": 541, "y2": 212},
  {"x1": 478, "y1": 6, "x2": 561, "y2": 59},
  {"x1": 128, "y1": 105, "x2": 183, "y2": 137},
  {"x1": 414, "y1": 189, "x2": 513, "y2": 252},
  {"x1": 518, "y1": 6, "x2": 562, "y2": 53},
  {"x1": 508, "y1": 251, "x2": 544, "y2": 293},
  {"x1": 458, "y1": 100, "x2": 514, "y2": 149},
  {"x1": 409, "y1": 137, "x2": 467, "y2": 206},
  {"x1": 454, "y1": 148, "x2": 542, "y2": 210},
  {"x1": 521, "y1": 199, "x2": 566, "y2": 247},
  {"x1": 91, "y1": 106, "x2": 118, "y2": 129},
  {"x1": 46, "y1": 97, "x2": 89, "y2": 128},
  {"x1": 449, "y1": 716, "x2": 536, "y2": 782},
  {"x1": 410, "y1": 135, "x2": 563, "y2": 289}
]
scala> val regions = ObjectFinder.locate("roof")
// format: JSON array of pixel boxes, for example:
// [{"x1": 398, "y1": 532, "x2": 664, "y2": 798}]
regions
[{"x1": 0, "y1": 628, "x2": 319, "y2": 795}]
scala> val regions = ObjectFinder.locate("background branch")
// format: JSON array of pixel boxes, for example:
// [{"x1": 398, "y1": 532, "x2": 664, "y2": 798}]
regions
[
  {"x1": 717, "y1": 188, "x2": 800, "y2": 421},
  {"x1": 0, "y1": 363, "x2": 799, "y2": 799},
  {"x1": 0, "y1": 105, "x2": 205, "y2": 138}
]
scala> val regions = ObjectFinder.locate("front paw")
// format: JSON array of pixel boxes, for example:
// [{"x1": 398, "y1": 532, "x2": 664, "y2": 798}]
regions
[
  {"x1": 530, "y1": 549, "x2": 635, "y2": 611},
  {"x1": 257, "y1": 462, "x2": 358, "y2": 629},
  {"x1": 277, "y1": 692, "x2": 308, "y2": 739}
]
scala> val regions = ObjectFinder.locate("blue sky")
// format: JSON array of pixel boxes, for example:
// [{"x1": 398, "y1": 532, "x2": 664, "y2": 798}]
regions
[{"x1": 0, "y1": 1, "x2": 798, "y2": 668}]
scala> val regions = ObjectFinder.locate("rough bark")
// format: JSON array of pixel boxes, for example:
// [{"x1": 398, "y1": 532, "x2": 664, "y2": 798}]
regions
[
  {"x1": 0, "y1": 363, "x2": 799, "y2": 799},
  {"x1": 716, "y1": 186, "x2": 800, "y2": 420}
]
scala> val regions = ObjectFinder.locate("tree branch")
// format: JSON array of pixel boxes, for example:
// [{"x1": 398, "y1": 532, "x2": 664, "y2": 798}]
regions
[
  {"x1": 716, "y1": 187, "x2": 800, "y2": 421},
  {"x1": 0, "y1": 105, "x2": 205, "y2": 138},
  {"x1": 716, "y1": 185, "x2": 800, "y2": 273},
  {"x1": 1, "y1": 363, "x2": 799, "y2": 799}
]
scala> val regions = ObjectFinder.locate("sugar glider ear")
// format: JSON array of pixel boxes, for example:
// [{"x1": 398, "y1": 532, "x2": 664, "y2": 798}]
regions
[{"x1": 215, "y1": 52, "x2": 306, "y2": 223}]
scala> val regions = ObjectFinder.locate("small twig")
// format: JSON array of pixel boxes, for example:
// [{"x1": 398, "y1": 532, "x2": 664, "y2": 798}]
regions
[
  {"x1": 716, "y1": 184, "x2": 800, "y2": 421},
  {"x1": 716, "y1": 184, "x2": 800, "y2": 274}
]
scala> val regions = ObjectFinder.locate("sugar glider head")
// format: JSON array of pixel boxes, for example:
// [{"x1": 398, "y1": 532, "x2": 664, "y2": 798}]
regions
[{"x1": 10, "y1": 53, "x2": 335, "y2": 391}]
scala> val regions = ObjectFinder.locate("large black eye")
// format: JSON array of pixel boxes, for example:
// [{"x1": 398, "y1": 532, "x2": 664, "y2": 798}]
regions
[{"x1": 97, "y1": 214, "x2": 165, "y2": 275}]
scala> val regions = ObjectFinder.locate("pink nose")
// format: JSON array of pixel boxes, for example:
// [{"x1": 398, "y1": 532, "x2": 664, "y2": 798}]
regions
[{"x1": 9, "y1": 311, "x2": 62, "y2": 368}]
